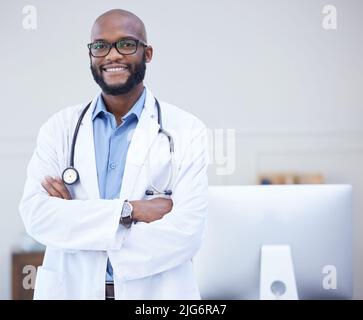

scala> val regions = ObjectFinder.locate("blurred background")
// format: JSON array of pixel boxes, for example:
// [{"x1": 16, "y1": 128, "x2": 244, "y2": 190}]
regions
[{"x1": 0, "y1": 0, "x2": 362, "y2": 299}]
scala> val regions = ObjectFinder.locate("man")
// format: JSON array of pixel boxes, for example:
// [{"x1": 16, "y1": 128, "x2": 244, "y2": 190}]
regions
[{"x1": 19, "y1": 9, "x2": 208, "y2": 300}]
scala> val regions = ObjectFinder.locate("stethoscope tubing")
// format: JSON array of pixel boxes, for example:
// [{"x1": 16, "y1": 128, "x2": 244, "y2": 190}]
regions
[{"x1": 62, "y1": 97, "x2": 174, "y2": 196}]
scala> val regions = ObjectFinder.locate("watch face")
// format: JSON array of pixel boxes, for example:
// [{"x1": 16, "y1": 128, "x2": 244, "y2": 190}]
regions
[{"x1": 122, "y1": 202, "x2": 132, "y2": 218}]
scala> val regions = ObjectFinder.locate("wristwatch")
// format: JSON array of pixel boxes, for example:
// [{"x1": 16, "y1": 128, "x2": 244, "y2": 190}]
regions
[{"x1": 120, "y1": 200, "x2": 133, "y2": 228}]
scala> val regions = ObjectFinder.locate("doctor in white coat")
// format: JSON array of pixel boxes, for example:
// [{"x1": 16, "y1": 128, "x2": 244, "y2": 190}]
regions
[{"x1": 19, "y1": 9, "x2": 208, "y2": 300}]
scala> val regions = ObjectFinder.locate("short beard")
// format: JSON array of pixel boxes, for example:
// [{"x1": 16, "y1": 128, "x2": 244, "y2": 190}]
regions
[{"x1": 90, "y1": 55, "x2": 146, "y2": 96}]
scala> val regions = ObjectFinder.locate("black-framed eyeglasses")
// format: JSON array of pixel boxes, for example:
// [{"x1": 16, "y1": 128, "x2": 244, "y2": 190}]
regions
[{"x1": 87, "y1": 38, "x2": 147, "y2": 57}]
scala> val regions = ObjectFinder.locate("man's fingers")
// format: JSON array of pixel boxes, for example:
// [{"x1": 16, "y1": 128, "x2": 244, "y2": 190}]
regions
[
  {"x1": 52, "y1": 177, "x2": 72, "y2": 200},
  {"x1": 41, "y1": 176, "x2": 72, "y2": 200},
  {"x1": 41, "y1": 179, "x2": 64, "y2": 199}
]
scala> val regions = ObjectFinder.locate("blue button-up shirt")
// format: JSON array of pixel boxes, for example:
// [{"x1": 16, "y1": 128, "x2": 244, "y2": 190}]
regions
[{"x1": 92, "y1": 88, "x2": 146, "y2": 282}]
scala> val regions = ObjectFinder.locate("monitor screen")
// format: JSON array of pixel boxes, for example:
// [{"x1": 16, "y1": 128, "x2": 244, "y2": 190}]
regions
[{"x1": 193, "y1": 185, "x2": 353, "y2": 299}]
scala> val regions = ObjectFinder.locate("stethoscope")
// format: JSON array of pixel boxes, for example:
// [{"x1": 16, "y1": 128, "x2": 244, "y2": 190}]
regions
[{"x1": 62, "y1": 98, "x2": 174, "y2": 196}]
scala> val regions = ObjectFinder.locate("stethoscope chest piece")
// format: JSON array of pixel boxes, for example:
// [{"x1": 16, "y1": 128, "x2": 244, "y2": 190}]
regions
[{"x1": 62, "y1": 167, "x2": 79, "y2": 185}]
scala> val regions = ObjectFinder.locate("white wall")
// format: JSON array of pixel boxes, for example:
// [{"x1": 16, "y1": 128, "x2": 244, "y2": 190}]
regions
[{"x1": 0, "y1": 0, "x2": 362, "y2": 299}]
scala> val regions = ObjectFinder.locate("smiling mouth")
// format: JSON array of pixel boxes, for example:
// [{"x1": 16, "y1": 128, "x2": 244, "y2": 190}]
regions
[{"x1": 102, "y1": 66, "x2": 129, "y2": 72}]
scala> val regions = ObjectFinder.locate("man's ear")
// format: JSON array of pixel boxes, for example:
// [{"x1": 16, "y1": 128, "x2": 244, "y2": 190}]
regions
[{"x1": 145, "y1": 45, "x2": 153, "y2": 63}]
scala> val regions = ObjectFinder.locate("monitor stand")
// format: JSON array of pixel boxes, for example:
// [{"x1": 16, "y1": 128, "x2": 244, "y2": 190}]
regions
[{"x1": 260, "y1": 245, "x2": 299, "y2": 300}]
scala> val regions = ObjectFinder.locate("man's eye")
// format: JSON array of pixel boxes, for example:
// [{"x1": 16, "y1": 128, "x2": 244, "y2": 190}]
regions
[
  {"x1": 93, "y1": 43, "x2": 107, "y2": 50},
  {"x1": 118, "y1": 40, "x2": 136, "y2": 48}
]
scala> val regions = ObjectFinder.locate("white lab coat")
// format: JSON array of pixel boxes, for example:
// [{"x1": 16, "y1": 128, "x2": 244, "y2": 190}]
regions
[{"x1": 19, "y1": 88, "x2": 208, "y2": 300}]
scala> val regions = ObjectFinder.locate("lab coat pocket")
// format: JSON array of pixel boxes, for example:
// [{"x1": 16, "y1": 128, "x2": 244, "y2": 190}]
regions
[{"x1": 33, "y1": 266, "x2": 62, "y2": 300}]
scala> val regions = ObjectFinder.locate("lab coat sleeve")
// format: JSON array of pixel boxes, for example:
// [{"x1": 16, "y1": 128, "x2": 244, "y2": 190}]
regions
[
  {"x1": 19, "y1": 116, "x2": 125, "y2": 251},
  {"x1": 109, "y1": 120, "x2": 208, "y2": 281}
]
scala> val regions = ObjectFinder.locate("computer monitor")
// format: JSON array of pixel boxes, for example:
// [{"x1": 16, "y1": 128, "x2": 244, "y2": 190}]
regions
[{"x1": 193, "y1": 185, "x2": 353, "y2": 299}]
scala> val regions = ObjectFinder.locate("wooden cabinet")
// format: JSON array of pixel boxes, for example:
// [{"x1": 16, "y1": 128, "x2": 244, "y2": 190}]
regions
[{"x1": 12, "y1": 251, "x2": 44, "y2": 300}]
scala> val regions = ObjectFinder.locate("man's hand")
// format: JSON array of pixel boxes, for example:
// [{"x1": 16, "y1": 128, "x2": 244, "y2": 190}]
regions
[
  {"x1": 131, "y1": 198, "x2": 173, "y2": 223},
  {"x1": 41, "y1": 176, "x2": 72, "y2": 200}
]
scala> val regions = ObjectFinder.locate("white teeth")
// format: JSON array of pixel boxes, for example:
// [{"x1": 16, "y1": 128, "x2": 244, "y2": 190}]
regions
[{"x1": 104, "y1": 67, "x2": 127, "y2": 72}]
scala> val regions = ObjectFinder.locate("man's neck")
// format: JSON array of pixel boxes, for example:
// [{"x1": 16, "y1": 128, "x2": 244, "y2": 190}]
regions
[{"x1": 101, "y1": 84, "x2": 144, "y2": 122}]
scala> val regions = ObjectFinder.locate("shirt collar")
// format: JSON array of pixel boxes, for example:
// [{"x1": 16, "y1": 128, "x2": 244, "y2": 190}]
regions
[{"x1": 92, "y1": 88, "x2": 146, "y2": 121}]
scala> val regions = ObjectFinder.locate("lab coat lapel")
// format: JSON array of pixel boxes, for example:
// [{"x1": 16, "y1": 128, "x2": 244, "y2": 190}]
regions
[
  {"x1": 74, "y1": 96, "x2": 100, "y2": 199},
  {"x1": 120, "y1": 89, "x2": 160, "y2": 199}
]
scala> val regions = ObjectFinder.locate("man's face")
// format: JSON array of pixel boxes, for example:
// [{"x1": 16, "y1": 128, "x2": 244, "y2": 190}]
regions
[{"x1": 89, "y1": 16, "x2": 152, "y2": 95}]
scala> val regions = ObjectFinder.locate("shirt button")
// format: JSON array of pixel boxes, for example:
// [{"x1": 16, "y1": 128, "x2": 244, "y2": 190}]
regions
[{"x1": 109, "y1": 163, "x2": 116, "y2": 170}]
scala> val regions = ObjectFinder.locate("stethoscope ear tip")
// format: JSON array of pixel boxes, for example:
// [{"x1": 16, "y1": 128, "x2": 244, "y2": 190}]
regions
[{"x1": 145, "y1": 189, "x2": 173, "y2": 196}]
